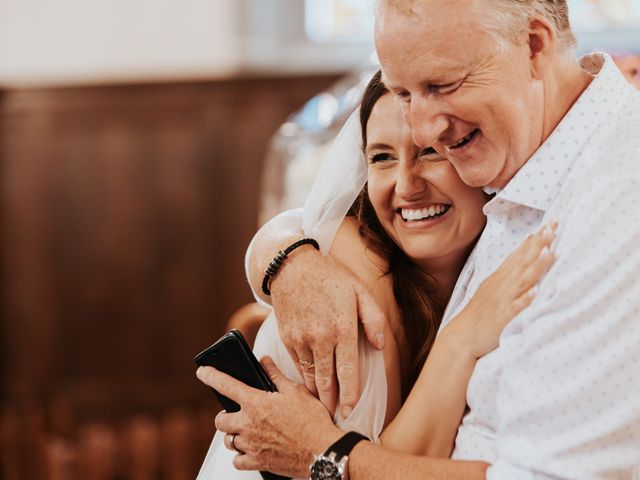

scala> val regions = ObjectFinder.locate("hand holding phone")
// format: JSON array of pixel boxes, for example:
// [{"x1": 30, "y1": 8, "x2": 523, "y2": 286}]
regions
[{"x1": 194, "y1": 329, "x2": 291, "y2": 480}]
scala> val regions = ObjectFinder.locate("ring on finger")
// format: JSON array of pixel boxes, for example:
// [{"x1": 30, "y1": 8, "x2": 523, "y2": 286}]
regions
[
  {"x1": 227, "y1": 433, "x2": 244, "y2": 454},
  {"x1": 299, "y1": 358, "x2": 315, "y2": 372}
]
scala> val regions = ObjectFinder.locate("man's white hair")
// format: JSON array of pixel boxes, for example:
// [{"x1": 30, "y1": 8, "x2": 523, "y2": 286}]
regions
[
  {"x1": 481, "y1": 0, "x2": 576, "y2": 51},
  {"x1": 377, "y1": 0, "x2": 576, "y2": 51}
]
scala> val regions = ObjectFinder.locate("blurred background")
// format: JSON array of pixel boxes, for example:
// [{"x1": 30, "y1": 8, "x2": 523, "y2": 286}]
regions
[{"x1": 0, "y1": 0, "x2": 638, "y2": 478}]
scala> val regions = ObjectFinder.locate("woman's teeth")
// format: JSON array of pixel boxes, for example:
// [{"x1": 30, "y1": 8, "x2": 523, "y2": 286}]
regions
[
  {"x1": 401, "y1": 204, "x2": 450, "y2": 222},
  {"x1": 449, "y1": 129, "x2": 478, "y2": 149}
]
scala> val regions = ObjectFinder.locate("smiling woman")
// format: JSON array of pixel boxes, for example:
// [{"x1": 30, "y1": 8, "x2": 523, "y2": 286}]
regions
[{"x1": 363, "y1": 94, "x2": 487, "y2": 281}]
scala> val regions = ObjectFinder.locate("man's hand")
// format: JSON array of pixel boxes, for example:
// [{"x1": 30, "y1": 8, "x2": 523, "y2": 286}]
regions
[
  {"x1": 246, "y1": 212, "x2": 386, "y2": 416},
  {"x1": 197, "y1": 357, "x2": 344, "y2": 477},
  {"x1": 270, "y1": 247, "x2": 386, "y2": 416}
]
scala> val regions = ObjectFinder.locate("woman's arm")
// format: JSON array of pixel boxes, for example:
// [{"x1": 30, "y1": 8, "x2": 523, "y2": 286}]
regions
[{"x1": 381, "y1": 224, "x2": 557, "y2": 458}]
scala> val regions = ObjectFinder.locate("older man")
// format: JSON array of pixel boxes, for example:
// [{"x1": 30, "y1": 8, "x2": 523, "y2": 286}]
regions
[{"x1": 199, "y1": 0, "x2": 640, "y2": 478}]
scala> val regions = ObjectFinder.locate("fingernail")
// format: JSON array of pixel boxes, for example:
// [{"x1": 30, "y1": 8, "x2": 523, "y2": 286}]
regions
[
  {"x1": 342, "y1": 406, "x2": 353, "y2": 418},
  {"x1": 375, "y1": 333, "x2": 385, "y2": 349},
  {"x1": 543, "y1": 227, "x2": 553, "y2": 240},
  {"x1": 528, "y1": 286, "x2": 538, "y2": 297},
  {"x1": 539, "y1": 246, "x2": 550, "y2": 258},
  {"x1": 196, "y1": 366, "x2": 204, "y2": 379}
]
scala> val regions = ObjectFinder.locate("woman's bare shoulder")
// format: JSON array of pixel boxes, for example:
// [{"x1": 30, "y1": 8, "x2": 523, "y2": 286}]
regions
[{"x1": 329, "y1": 217, "x2": 389, "y2": 288}]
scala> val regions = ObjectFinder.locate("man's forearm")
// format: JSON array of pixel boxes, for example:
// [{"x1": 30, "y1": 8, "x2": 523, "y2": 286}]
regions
[
  {"x1": 349, "y1": 442, "x2": 488, "y2": 480},
  {"x1": 245, "y1": 209, "x2": 305, "y2": 303}
]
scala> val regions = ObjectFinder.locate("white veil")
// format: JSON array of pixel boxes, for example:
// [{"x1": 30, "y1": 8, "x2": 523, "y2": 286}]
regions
[
  {"x1": 244, "y1": 108, "x2": 368, "y2": 297},
  {"x1": 198, "y1": 109, "x2": 385, "y2": 480},
  {"x1": 302, "y1": 108, "x2": 368, "y2": 253}
]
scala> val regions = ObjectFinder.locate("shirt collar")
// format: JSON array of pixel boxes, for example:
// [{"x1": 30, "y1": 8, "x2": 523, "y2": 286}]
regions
[{"x1": 484, "y1": 53, "x2": 631, "y2": 214}]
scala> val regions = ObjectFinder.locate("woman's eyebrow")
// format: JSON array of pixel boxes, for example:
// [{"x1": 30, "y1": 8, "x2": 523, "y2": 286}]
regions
[{"x1": 365, "y1": 143, "x2": 392, "y2": 154}]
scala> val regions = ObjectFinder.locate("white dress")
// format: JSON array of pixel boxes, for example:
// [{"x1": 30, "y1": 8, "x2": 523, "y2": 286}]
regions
[
  {"x1": 196, "y1": 111, "x2": 384, "y2": 479},
  {"x1": 196, "y1": 314, "x2": 387, "y2": 479}
]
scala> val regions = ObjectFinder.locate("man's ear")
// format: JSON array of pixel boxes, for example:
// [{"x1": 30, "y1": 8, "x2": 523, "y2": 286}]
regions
[{"x1": 527, "y1": 16, "x2": 558, "y2": 80}]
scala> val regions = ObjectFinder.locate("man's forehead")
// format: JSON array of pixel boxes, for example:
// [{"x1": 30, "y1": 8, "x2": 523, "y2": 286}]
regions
[
  {"x1": 376, "y1": 0, "x2": 493, "y2": 88},
  {"x1": 375, "y1": 0, "x2": 489, "y2": 46}
]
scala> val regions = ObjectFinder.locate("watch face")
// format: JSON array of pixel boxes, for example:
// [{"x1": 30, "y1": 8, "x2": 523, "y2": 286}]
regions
[{"x1": 310, "y1": 456, "x2": 343, "y2": 480}]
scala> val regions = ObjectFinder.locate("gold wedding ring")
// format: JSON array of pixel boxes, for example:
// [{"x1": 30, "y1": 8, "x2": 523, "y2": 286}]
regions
[{"x1": 299, "y1": 358, "x2": 315, "y2": 371}]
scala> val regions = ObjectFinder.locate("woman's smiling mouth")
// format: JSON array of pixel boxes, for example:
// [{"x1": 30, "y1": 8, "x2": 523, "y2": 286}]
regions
[{"x1": 399, "y1": 204, "x2": 452, "y2": 222}]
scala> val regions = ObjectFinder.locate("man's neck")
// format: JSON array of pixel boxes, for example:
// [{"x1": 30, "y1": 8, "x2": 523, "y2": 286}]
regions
[
  {"x1": 489, "y1": 55, "x2": 596, "y2": 191},
  {"x1": 540, "y1": 55, "x2": 595, "y2": 146}
]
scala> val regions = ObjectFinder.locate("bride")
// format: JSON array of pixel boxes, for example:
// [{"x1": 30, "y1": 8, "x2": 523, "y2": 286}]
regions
[{"x1": 197, "y1": 70, "x2": 555, "y2": 478}]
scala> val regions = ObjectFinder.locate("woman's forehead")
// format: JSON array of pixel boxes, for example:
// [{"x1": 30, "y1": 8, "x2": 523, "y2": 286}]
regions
[{"x1": 366, "y1": 95, "x2": 412, "y2": 147}]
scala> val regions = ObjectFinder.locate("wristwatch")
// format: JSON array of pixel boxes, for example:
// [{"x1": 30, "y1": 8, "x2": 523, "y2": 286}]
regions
[{"x1": 309, "y1": 431, "x2": 369, "y2": 480}]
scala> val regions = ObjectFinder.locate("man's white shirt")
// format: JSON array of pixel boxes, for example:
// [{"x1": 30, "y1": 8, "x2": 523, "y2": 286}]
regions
[
  {"x1": 247, "y1": 52, "x2": 640, "y2": 479},
  {"x1": 443, "y1": 53, "x2": 640, "y2": 479}
]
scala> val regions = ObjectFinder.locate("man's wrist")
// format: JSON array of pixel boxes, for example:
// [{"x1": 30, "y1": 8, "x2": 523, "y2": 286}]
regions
[
  {"x1": 268, "y1": 240, "x2": 322, "y2": 297},
  {"x1": 308, "y1": 428, "x2": 364, "y2": 480}
]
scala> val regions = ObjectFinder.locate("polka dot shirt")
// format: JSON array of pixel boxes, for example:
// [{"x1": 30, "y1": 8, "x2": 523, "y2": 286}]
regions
[{"x1": 442, "y1": 53, "x2": 640, "y2": 479}]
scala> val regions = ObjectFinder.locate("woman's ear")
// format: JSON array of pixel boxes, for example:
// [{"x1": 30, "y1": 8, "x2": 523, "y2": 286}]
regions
[{"x1": 527, "y1": 16, "x2": 558, "y2": 80}]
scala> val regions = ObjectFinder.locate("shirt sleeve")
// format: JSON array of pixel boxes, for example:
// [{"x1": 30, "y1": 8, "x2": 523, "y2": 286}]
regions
[
  {"x1": 488, "y1": 180, "x2": 640, "y2": 479},
  {"x1": 244, "y1": 208, "x2": 304, "y2": 306}
]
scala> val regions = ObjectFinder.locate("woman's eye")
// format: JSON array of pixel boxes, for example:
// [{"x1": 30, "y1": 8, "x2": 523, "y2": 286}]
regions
[
  {"x1": 369, "y1": 153, "x2": 395, "y2": 164},
  {"x1": 395, "y1": 92, "x2": 411, "y2": 104}
]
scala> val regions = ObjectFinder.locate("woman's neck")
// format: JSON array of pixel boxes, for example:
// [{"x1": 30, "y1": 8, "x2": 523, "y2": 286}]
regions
[{"x1": 416, "y1": 245, "x2": 474, "y2": 302}]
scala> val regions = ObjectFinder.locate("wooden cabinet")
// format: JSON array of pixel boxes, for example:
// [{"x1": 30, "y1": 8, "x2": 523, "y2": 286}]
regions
[{"x1": 0, "y1": 74, "x2": 339, "y2": 443}]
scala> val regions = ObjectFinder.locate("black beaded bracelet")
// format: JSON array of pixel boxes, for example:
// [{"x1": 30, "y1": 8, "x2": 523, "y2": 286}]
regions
[{"x1": 261, "y1": 238, "x2": 320, "y2": 296}]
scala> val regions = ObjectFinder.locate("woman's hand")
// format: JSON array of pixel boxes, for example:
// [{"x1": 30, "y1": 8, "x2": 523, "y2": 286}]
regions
[{"x1": 445, "y1": 223, "x2": 557, "y2": 360}]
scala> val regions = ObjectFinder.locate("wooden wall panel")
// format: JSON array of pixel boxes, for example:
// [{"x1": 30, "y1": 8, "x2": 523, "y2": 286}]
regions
[{"x1": 0, "y1": 74, "x2": 340, "y2": 420}]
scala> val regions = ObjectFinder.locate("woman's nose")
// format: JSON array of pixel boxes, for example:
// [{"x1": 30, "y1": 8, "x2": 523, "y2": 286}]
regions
[{"x1": 395, "y1": 163, "x2": 427, "y2": 200}]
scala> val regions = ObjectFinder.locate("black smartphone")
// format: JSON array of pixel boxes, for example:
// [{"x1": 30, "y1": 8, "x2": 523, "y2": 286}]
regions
[
  {"x1": 194, "y1": 329, "x2": 290, "y2": 480},
  {"x1": 194, "y1": 329, "x2": 277, "y2": 412}
]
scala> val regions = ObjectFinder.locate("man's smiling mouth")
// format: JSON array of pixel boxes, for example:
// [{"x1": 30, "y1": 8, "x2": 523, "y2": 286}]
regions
[
  {"x1": 448, "y1": 129, "x2": 480, "y2": 150},
  {"x1": 399, "y1": 204, "x2": 451, "y2": 222}
]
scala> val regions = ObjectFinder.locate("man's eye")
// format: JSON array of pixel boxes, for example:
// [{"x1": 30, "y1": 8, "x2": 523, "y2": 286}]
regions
[
  {"x1": 430, "y1": 81, "x2": 461, "y2": 94},
  {"x1": 418, "y1": 147, "x2": 444, "y2": 161}
]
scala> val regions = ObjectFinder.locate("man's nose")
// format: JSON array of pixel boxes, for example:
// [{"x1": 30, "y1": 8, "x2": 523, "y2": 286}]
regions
[
  {"x1": 395, "y1": 162, "x2": 427, "y2": 200},
  {"x1": 406, "y1": 95, "x2": 449, "y2": 150}
]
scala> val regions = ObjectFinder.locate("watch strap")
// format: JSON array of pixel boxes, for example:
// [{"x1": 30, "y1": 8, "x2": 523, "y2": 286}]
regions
[{"x1": 324, "y1": 431, "x2": 369, "y2": 460}]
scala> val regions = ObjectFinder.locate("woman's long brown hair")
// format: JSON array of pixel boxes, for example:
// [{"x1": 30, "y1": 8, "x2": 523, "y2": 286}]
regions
[{"x1": 349, "y1": 70, "x2": 448, "y2": 395}]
